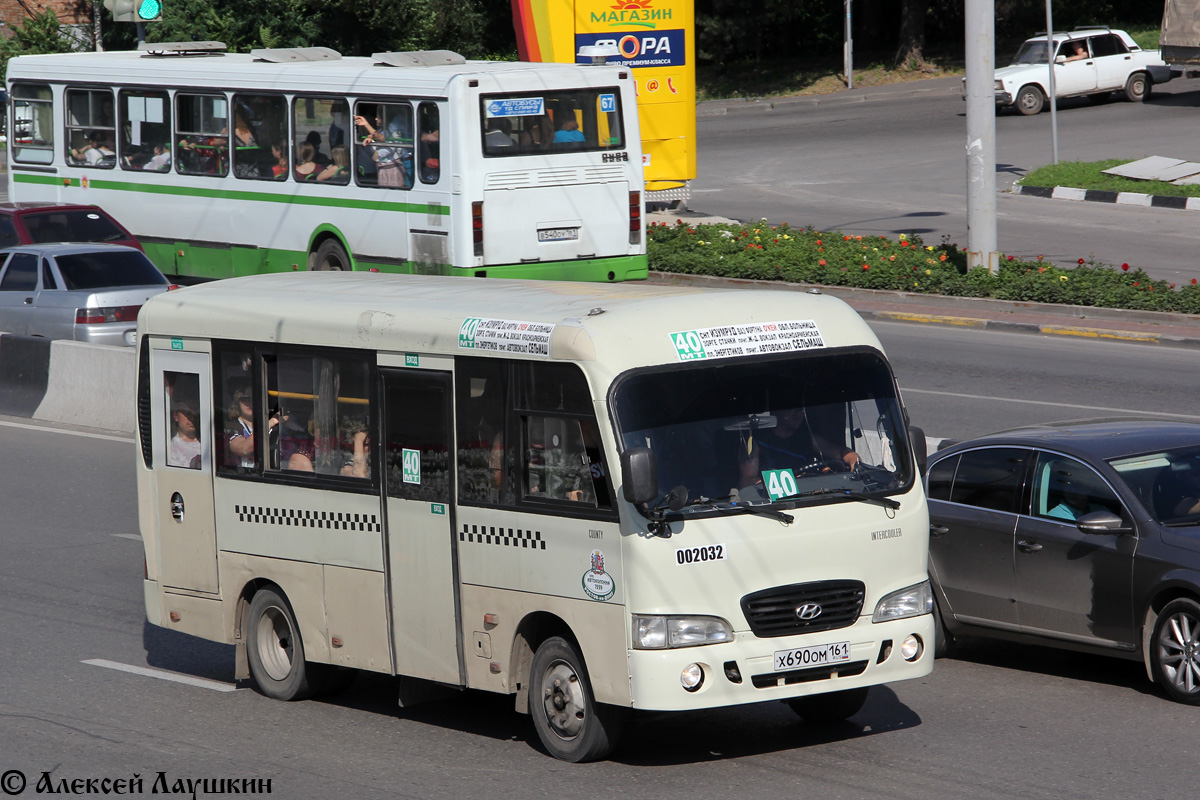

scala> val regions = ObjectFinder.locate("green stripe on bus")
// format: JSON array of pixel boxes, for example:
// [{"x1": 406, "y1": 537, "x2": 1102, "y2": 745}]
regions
[{"x1": 12, "y1": 172, "x2": 451, "y2": 215}]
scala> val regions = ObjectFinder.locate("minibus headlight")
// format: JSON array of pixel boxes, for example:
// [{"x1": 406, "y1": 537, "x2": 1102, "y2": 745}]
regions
[
  {"x1": 872, "y1": 581, "x2": 933, "y2": 623},
  {"x1": 633, "y1": 615, "x2": 733, "y2": 649}
]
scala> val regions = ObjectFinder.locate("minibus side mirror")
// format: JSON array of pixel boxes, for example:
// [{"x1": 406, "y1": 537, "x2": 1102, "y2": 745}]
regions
[
  {"x1": 620, "y1": 447, "x2": 659, "y2": 506},
  {"x1": 910, "y1": 425, "x2": 928, "y2": 476}
]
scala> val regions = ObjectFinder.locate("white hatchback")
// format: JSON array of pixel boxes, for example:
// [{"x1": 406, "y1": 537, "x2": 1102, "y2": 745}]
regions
[{"x1": 987, "y1": 27, "x2": 1175, "y2": 115}]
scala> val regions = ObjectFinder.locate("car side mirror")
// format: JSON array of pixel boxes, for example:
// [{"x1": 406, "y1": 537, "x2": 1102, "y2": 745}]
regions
[
  {"x1": 1054, "y1": 55, "x2": 1067, "y2": 65},
  {"x1": 909, "y1": 425, "x2": 927, "y2": 476},
  {"x1": 1076, "y1": 510, "x2": 1132, "y2": 534},
  {"x1": 620, "y1": 446, "x2": 659, "y2": 506}
]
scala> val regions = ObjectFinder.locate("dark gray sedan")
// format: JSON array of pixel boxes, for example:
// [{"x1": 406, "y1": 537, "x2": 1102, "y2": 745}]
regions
[
  {"x1": 926, "y1": 419, "x2": 1200, "y2": 704},
  {"x1": 0, "y1": 243, "x2": 170, "y2": 346}
]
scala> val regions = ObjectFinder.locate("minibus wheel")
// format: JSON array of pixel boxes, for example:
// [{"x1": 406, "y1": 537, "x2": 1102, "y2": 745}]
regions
[
  {"x1": 247, "y1": 587, "x2": 319, "y2": 700},
  {"x1": 785, "y1": 687, "x2": 869, "y2": 723},
  {"x1": 529, "y1": 636, "x2": 626, "y2": 761},
  {"x1": 313, "y1": 239, "x2": 349, "y2": 271}
]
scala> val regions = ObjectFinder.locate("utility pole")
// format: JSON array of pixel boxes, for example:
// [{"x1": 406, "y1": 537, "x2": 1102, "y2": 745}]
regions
[
  {"x1": 964, "y1": 0, "x2": 998, "y2": 274},
  {"x1": 844, "y1": 0, "x2": 854, "y2": 89}
]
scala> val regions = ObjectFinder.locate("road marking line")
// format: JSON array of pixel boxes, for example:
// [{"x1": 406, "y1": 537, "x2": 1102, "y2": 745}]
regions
[
  {"x1": 111, "y1": 533, "x2": 142, "y2": 541},
  {"x1": 901, "y1": 387, "x2": 1197, "y2": 419},
  {"x1": 0, "y1": 419, "x2": 133, "y2": 443},
  {"x1": 82, "y1": 659, "x2": 239, "y2": 692}
]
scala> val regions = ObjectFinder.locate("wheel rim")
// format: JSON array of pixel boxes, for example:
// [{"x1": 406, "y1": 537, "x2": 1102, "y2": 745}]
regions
[
  {"x1": 256, "y1": 605, "x2": 296, "y2": 682},
  {"x1": 1019, "y1": 92, "x2": 1038, "y2": 111},
  {"x1": 1157, "y1": 610, "x2": 1200, "y2": 695},
  {"x1": 539, "y1": 658, "x2": 586, "y2": 741}
]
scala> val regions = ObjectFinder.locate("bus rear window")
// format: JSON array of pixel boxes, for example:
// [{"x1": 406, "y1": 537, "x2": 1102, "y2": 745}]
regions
[{"x1": 480, "y1": 88, "x2": 624, "y2": 157}]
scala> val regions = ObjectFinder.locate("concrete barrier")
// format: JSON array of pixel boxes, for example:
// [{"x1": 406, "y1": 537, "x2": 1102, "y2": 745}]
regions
[
  {"x1": 0, "y1": 334, "x2": 52, "y2": 417},
  {"x1": 0, "y1": 334, "x2": 135, "y2": 433},
  {"x1": 34, "y1": 339, "x2": 135, "y2": 433}
]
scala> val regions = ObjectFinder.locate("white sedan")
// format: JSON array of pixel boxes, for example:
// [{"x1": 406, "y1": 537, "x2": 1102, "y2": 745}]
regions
[{"x1": 988, "y1": 27, "x2": 1175, "y2": 115}]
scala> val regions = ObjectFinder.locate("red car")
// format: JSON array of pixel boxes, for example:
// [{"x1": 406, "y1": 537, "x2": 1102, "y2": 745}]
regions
[{"x1": 0, "y1": 203, "x2": 143, "y2": 251}]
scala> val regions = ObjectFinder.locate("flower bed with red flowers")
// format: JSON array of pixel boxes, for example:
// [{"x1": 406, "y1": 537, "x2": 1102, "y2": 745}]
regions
[{"x1": 647, "y1": 220, "x2": 1200, "y2": 314}]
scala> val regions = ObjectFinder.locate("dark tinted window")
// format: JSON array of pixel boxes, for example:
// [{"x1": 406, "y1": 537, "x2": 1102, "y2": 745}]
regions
[
  {"x1": 54, "y1": 251, "x2": 166, "y2": 289},
  {"x1": 22, "y1": 210, "x2": 127, "y2": 244},
  {"x1": 949, "y1": 448, "x2": 1029, "y2": 513},
  {"x1": 0, "y1": 253, "x2": 38, "y2": 290},
  {"x1": 0, "y1": 216, "x2": 18, "y2": 248},
  {"x1": 1090, "y1": 34, "x2": 1127, "y2": 57},
  {"x1": 927, "y1": 454, "x2": 959, "y2": 501},
  {"x1": 41, "y1": 259, "x2": 58, "y2": 290}
]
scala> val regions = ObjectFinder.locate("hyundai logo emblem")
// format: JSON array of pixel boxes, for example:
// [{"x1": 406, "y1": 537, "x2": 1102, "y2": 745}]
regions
[{"x1": 796, "y1": 603, "x2": 823, "y2": 620}]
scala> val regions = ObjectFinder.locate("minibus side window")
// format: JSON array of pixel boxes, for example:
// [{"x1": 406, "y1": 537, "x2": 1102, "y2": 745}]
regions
[
  {"x1": 516, "y1": 362, "x2": 611, "y2": 510},
  {"x1": 268, "y1": 351, "x2": 373, "y2": 479},
  {"x1": 456, "y1": 358, "x2": 511, "y2": 506},
  {"x1": 164, "y1": 371, "x2": 202, "y2": 470}
]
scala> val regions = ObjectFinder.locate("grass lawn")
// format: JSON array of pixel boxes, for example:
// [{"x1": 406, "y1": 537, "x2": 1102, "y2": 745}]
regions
[{"x1": 1019, "y1": 159, "x2": 1200, "y2": 198}]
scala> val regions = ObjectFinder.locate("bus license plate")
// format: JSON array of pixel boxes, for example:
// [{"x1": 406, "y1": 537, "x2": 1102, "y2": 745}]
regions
[
  {"x1": 773, "y1": 641, "x2": 851, "y2": 671},
  {"x1": 538, "y1": 227, "x2": 579, "y2": 242}
]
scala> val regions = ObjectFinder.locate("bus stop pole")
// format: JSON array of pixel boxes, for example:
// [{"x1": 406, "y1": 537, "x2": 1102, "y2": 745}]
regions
[
  {"x1": 1045, "y1": 0, "x2": 1059, "y2": 164},
  {"x1": 964, "y1": 0, "x2": 999, "y2": 274}
]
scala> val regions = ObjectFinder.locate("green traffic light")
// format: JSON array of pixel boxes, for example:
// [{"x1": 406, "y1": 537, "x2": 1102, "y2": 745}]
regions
[{"x1": 137, "y1": 0, "x2": 161, "y2": 19}]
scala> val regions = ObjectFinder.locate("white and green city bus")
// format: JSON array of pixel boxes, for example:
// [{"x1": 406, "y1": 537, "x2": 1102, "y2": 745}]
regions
[
  {"x1": 136, "y1": 272, "x2": 933, "y2": 761},
  {"x1": 6, "y1": 44, "x2": 645, "y2": 282}
]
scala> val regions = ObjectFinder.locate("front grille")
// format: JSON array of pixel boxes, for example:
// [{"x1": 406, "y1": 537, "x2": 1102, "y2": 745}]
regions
[
  {"x1": 751, "y1": 660, "x2": 868, "y2": 689},
  {"x1": 741, "y1": 580, "x2": 865, "y2": 638}
]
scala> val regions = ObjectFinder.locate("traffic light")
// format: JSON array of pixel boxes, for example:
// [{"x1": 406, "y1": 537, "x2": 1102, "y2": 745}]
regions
[{"x1": 103, "y1": 0, "x2": 161, "y2": 22}]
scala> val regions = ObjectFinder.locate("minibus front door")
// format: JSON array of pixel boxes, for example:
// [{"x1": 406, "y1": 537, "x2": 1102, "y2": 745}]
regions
[
  {"x1": 380, "y1": 367, "x2": 464, "y2": 686},
  {"x1": 150, "y1": 346, "x2": 218, "y2": 594}
]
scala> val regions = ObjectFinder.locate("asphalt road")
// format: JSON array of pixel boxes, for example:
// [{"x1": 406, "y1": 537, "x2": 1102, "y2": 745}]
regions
[
  {"x1": 694, "y1": 76, "x2": 1200, "y2": 287},
  {"x1": 1, "y1": 324, "x2": 1196, "y2": 799}
]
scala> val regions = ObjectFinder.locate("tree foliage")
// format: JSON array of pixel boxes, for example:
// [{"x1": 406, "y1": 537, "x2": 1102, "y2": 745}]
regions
[{"x1": 0, "y1": 10, "x2": 80, "y2": 80}]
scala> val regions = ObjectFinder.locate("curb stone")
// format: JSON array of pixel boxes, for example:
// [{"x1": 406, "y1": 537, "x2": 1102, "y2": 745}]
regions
[{"x1": 1014, "y1": 183, "x2": 1200, "y2": 211}]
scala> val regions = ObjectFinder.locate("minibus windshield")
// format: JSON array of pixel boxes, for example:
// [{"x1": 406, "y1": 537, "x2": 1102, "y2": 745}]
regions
[{"x1": 613, "y1": 349, "x2": 912, "y2": 514}]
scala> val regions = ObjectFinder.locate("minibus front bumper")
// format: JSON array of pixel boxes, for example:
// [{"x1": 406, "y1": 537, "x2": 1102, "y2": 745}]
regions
[{"x1": 625, "y1": 611, "x2": 934, "y2": 712}]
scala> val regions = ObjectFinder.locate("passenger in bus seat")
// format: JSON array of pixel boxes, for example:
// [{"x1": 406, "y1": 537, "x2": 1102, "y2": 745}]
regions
[
  {"x1": 552, "y1": 118, "x2": 585, "y2": 145},
  {"x1": 70, "y1": 131, "x2": 116, "y2": 165},
  {"x1": 293, "y1": 143, "x2": 324, "y2": 181},
  {"x1": 143, "y1": 143, "x2": 171, "y2": 171},
  {"x1": 167, "y1": 400, "x2": 202, "y2": 469},
  {"x1": 485, "y1": 118, "x2": 516, "y2": 149},
  {"x1": 226, "y1": 385, "x2": 273, "y2": 470},
  {"x1": 305, "y1": 131, "x2": 331, "y2": 166},
  {"x1": 270, "y1": 142, "x2": 288, "y2": 178},
  {"x1": 520, "y1": 115, "x2": 552, "y2": 150},
  {"x1": 355, "y1": 110, "x2": 410, "y2": 187},
  {"x1": 316, "y1": 146, "x2": 350, "y2": 182}
]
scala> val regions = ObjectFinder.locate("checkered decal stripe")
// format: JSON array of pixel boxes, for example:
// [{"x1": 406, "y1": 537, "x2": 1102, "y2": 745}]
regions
[
  {"x1": 234, "y1": 505, "x2": 381, "y2": 532},
  {"x1": 460, "y1": 523, "x2": 545, "y2": 550}
]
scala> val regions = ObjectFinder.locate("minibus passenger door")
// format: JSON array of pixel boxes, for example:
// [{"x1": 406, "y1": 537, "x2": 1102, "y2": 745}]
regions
[
  {"x1": 150, "y1": 347, "x2": 218, "y2": 594},
  {"x1": 381, "y1": 367, "x2": 464, "y2": 685}
]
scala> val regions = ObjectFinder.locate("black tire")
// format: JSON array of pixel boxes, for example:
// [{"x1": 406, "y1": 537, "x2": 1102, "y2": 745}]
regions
[
  {"x1": 933, "y1": 594, "x2": 954, "y2": 659},
  {"x1": 785, "y1": 687, "x2": 870, "y2": 723},
  {"x1": 1086, "y1": 91, "x2": 1114, "y2": 104},
  {"x1": 1150, "y1": 598, "x2": 1200, "y2": 705},
  {"x1": 1124, "y1": 73, "x2": 1150, "y2": 103},
  {"x1": 313, "y1": 238, "x2": 350, "y2": 271},
  {"x1": 246, "y1": 587, "x2": 319, "y2": 701},
  {"x1": 529, "y1": 636, "x2": 627, "y2": 762},
  {"x1": 1015, "y1": 85, "x2": 1045, "y2": 116}
]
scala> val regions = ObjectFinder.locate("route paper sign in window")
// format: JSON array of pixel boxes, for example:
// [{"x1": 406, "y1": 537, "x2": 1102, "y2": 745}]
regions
[
  {"x1": 459, "y1": 317, "x2": 556, "y2": 356},
  {"x1": 669, "y1": 320, "x2": 825, "y2": 362}
]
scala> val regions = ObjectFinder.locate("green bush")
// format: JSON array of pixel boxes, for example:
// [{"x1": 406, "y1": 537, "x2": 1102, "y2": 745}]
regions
[{"x1": 647, "y1": 220, "x2": 1200, "y2": 314}]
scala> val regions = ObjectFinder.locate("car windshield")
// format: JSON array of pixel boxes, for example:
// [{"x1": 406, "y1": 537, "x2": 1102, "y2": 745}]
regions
[
  {"x1": 1110, "y1": 446, "x2": 1200, "y2": 525},
  {"x1": 612, "y1": 349, "x2": 912, "y2": 516},
  {"x1": 23, "y1": 210, "x2": 128, "y2": 244},
  {"x1": 1012, "y1": 41, "x2": 1051, "y2": 64},
  {"x1": 54, "y1": 251, "x2": 166, "y2": 290}
]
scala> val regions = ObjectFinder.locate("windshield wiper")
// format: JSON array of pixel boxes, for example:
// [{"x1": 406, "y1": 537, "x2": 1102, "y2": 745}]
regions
[
  {"x1": 664, "y1": 494, "x2": 793, "y2": 524},
  {"x1": 790, "y1": 487, "x2": 901, "y2": 510}
]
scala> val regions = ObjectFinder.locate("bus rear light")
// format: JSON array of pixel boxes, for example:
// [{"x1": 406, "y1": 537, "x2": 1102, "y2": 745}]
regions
[
  {"x1": 472, "y1": 201, "x2": 484, "y2": 257},
  {"x1": 629, "y1": 191, "x2": 642, "y2": 244},
  {"x1": 76, "y1": 305, "x2": 141, "y2": 325}
]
